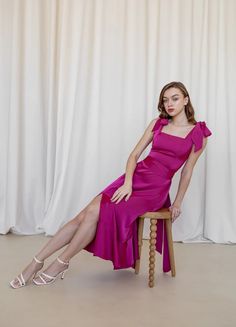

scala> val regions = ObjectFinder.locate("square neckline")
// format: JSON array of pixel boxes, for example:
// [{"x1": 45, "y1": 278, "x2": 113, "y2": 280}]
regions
[{"x1": 160, "y1": 120, "x2": 198, "y2": 140}]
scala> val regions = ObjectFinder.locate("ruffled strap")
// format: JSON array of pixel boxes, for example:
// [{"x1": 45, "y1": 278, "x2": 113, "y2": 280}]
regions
[
  {"x1": 152, "y1": 118, "x2": 169, "y2": 133},
  {"x1": 191, "y1": 121, "x2": 212, "y2": 152}
]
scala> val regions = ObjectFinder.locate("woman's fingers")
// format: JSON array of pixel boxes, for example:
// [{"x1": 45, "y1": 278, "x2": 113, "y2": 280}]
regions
[
  {"x1": 116, "y1": 194, "x2": 126, "y2": 204},
  {"x1": 111, "y1": 190, "x2": 120, "y2": 201},
  {"x1": 111, "y1": 191, "x2": 131, "y2": 204},
  {"x1": 111, "y1": 184, "x2": 133, "y2": 203},
  {"x1": 110, "y1": 193, "x2": 117, "y2": 201},
  {"x1": 111, "y1": 190, "x2": 123, "y2": 203},
  {"x1": 125, "y1": 192, "x2": 132, "y2": 201},
  {"x1": 170, "y1": 206, "x2": 181, "y2": 222}
]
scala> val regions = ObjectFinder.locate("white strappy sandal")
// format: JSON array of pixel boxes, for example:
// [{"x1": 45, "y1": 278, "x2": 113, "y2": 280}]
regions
[
  {"x1": 9, "y1": 256, "x2": 44, "y2": 289},
  {"x1": 32, "y1": 257, "x2": 69, "y2": 286}
]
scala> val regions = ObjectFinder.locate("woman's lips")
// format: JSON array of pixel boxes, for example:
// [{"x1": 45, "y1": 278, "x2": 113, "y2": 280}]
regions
[{"x1": 168, "y1": 109, "x2": 174, "y2": 112}]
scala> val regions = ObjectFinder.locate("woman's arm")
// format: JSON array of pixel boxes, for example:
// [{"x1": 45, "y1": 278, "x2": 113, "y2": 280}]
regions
[
  {"x1": 111, "y1": 118, "x2": 158, "y2": 204},
  {"x1": 170, "y1": 137, "x2": 208, "y2": 221},
  {"x1": 124, "y1": 118, "x2": 157, "y2": 185}
]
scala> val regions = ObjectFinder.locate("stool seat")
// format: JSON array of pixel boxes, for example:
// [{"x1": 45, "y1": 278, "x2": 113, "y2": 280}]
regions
[{"x1": 134, "y1": 208, "x2": 176, "y2": 288}]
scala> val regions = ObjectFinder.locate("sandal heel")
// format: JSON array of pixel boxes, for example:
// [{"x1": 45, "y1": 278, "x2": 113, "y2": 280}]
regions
[{"x1": 61, "y1": 270, "x2": 67, "y2": 279}]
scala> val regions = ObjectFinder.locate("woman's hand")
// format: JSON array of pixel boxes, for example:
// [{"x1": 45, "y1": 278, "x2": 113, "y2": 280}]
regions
[
  {"x1": 110, "y1": 183, "x2": 132, "y2": 204},
  {"x1": 169, "y1": 203, "x2": 182, "y2": 222}
]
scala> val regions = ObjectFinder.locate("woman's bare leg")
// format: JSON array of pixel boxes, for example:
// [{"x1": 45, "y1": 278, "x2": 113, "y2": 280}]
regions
[
  {"x1": 35, "y1": 193, "x2": 103, "y2": 260},
  {"x1": 10, "y1": 194, "x2": 103, "y2": 287},
  {"x1": 33, "y1": 194, "x2": 103, "y2": 283}
]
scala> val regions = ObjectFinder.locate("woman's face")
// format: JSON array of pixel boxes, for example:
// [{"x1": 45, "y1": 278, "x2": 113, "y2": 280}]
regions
[{"x1": 162, "y1": 87, "x2": 188, "y2": 117}]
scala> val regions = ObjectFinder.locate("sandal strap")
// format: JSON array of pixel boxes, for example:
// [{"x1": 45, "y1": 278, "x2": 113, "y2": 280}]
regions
[
  {"x1": 41, "y1": 272, "x2": 55, "y2": 281},
  {"x1": 57, "y1": 257, "x2": 69, "y2": 265},
  {"x1": 37, "y1": 274, "x2": 48, "y2": 284},
  {"x1": 34, "y1": 256, "x2": 44, "y2": 264},
  {"x1": 16, "y1": 274, "x2": 25, "y2": 287},
  {"x1": 20, "y1": 273, "x2": 26, "y2": 285},
  {"x1": 16, "y1": 277, "x2": 23, "y2": 287}
]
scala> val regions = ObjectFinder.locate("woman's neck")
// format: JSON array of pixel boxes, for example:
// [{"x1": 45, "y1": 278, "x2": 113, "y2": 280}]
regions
[{"x1": 170, "y1": 112, "x2": 189, "y2": 126}]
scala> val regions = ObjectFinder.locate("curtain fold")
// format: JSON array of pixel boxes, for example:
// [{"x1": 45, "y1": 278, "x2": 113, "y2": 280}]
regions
[{"x1": 0, "y1": 0, "x2": 235, "y2": 243}]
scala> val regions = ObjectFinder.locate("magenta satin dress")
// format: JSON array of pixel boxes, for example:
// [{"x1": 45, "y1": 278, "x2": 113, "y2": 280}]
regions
[{"x1": 85, "y1": 118, "x2": 212, "y2": 272}]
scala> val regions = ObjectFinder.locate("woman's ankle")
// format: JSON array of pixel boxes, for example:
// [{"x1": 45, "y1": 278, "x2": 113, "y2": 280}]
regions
[{"x1": 57, "y1": 255, "x2": 70, "y2": 264}]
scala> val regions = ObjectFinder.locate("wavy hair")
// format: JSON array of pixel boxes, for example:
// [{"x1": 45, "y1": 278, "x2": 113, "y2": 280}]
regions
[{"x1": 157, "y1": 81, "x2": 197, "y2": 124}]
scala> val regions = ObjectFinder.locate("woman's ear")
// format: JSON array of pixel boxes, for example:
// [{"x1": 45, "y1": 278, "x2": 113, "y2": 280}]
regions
[{"x1": 184, "y1": 96, "x2": 189, "y2": 105}]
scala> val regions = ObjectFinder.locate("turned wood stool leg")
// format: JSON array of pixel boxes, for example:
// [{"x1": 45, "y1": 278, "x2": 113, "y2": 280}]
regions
[
  {"x1": 149, "y1": 218, "x2": 157, "y2": 287},
  {"x1": 135, "y1": 218, "x2": 144, "y2": 274},
  {"x1": 165, "y1": 219, "x2": 176, "y2": 277}
]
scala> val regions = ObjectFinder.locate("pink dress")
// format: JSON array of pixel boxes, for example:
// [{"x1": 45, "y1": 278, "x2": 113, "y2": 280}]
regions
[{"x1": 85, "y1": 118, "x2": 212, "y2": 272}]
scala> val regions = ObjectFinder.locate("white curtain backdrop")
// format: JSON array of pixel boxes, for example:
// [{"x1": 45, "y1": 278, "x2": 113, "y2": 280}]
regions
[{"x1": 0, "y1": 0, "x2": 235, "y2": 243}]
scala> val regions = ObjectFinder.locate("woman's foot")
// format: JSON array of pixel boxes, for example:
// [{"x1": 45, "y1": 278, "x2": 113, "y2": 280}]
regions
[
  {"x1": 10, "y1": 256, "x2": 44, "y2": 289},
  {"x1": 33, "y1": 257, "x2": 69, "y2": 285}
]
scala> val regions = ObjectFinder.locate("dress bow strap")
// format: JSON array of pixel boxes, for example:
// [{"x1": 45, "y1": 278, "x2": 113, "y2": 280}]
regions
[
  {"x1": 152, "y1": 118, "x2": 169, "y2": 134},
  {"x1": 191, "y1": 121, "x2": 212, "y2": 152}
]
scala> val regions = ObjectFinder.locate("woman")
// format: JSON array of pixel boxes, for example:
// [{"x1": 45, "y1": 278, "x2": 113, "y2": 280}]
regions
[{"x1": 10, "y1": 81, "x2": 212, "y2": 288}]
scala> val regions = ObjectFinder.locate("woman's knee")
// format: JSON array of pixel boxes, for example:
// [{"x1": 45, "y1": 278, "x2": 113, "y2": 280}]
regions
[
  {"x1": 71, "y1": 194, "x2": 102, "y2": 225},
  {"x1": 70, "y1": 210, "x2": 86, "y2": 226},
  {"x1": 83, "y1": 203, "x2": 100, "y2": 225}
]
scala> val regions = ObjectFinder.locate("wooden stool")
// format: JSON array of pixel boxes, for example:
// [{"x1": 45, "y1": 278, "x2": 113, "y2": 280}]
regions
[{"x1": 134, "y1": 208, "x2": 176, "y2": 287}]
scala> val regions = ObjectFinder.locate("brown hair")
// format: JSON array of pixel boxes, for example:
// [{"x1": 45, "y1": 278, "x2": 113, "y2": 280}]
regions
[{"x1": 157, "y1": 81, "x2": 197, "y2": 124}]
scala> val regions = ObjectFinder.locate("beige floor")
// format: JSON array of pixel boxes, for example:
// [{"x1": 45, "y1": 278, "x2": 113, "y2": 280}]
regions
[{"x1": 1, "y1": 233, "x2": 235, "y2": 327}]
